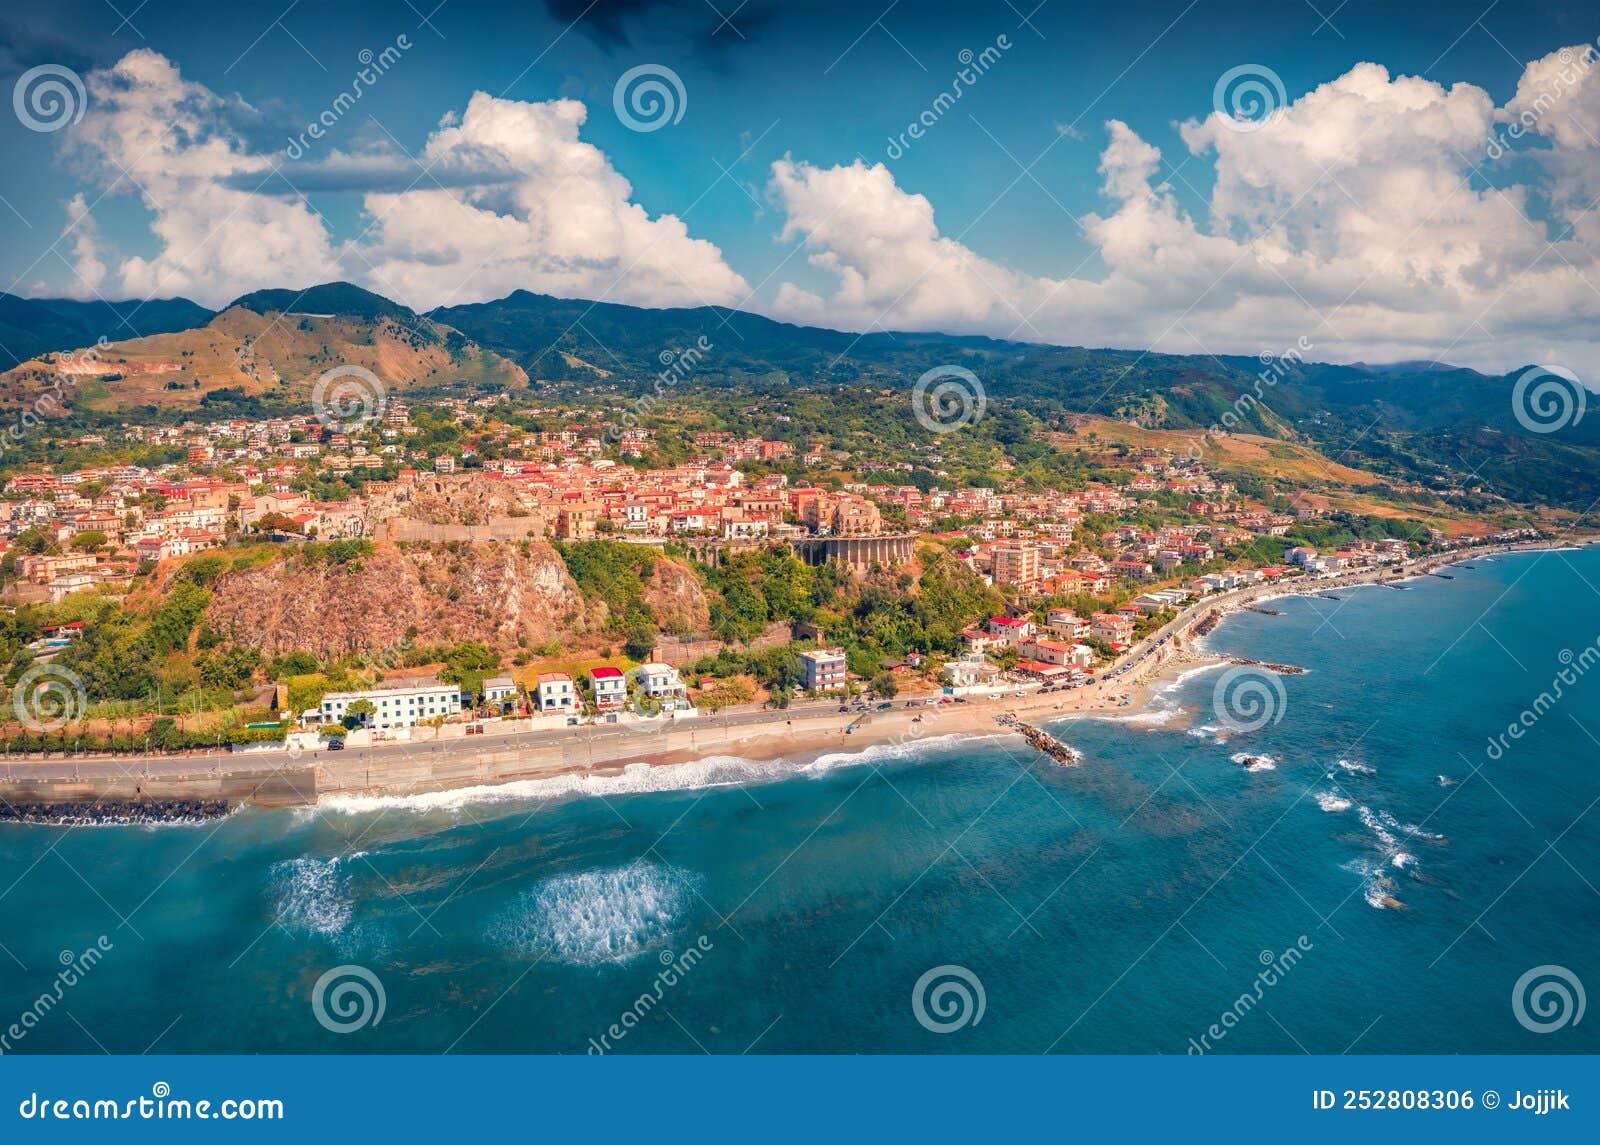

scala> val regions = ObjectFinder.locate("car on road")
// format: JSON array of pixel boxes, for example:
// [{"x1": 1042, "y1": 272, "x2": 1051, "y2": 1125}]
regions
[{"x1": 327, "y1": 739, "x2": 344, "y2": 751}]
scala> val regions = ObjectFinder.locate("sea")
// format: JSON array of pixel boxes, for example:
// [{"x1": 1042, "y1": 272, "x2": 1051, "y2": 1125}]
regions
[{"x1": 2, "y1": 546, "x2": 1597, "y2": 1054}]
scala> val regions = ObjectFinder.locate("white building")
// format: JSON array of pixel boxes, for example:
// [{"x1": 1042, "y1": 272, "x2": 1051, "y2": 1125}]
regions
[
  {"x1": 535, "y1": 672, "x2": 576, "y2": 712},
  {"x1": 483, "y1": 675, "x2": 519, "y2": 713},
  {"x1": 800, "y1": 648, "x2": 848, "y2": 692},
  {"x1": 320, "y1": 679, "x2": 463, "y2": 730},
  {"x1": 634, "y1": 662, "x2": 689, "y2": 710},
  {"x1": 589, "y1": 666, "x2": 627, "y2": 710}
]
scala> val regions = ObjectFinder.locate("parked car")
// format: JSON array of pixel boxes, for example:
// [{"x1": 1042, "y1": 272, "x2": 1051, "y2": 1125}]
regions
[{"x1": 327, "y1": 739, "x2": 344, "y2": 751}]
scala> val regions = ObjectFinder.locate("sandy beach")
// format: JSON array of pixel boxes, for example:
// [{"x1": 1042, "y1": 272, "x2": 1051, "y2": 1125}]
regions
[{"x1": 1, "y1": 535, "x2": 1591, "y2": 817}]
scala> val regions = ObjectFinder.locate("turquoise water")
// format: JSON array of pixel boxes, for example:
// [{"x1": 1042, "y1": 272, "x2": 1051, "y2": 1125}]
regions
[{"x1": 2, "y1": 547, "x2": 1597, "y2": 1054}]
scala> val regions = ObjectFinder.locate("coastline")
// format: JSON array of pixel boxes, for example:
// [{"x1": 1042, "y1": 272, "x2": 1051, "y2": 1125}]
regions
[{"x1": 2, "y1": 535, "x2": 1593, "y2": 819}]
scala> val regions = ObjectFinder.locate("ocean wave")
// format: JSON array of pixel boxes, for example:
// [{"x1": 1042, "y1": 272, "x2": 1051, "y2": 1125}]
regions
[
  {"x1": 1377, "y1": 808, "x2": 1445, "y2": 842},
  {"x1": 1342, "y1": 857, "x2": 1405, "y2": 910},
  {"x1": 1314, "y1": 791, "x2": 1352, "y2": 813},
  {"x1": 269, "y1": 854, "x2": 362, "y2": 938},
  {"x1": 1336, "y1": 759, "x2": 1376, "y2": 776},
  {"x1": 1096, "y1": 705, "x2": 1184, "y2": 727},
  {"x1": 317, "y1": 734, "x2": 993, "y2": 816},
  {"x1": 488, "y1": 860, "x2": 701, "y2": 965},
  {"x1": 1231, "y1": 751, "x2": 1277, "y2": 772}
]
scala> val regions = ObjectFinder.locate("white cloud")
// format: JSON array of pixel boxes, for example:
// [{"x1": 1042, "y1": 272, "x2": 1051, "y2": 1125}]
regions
[
  {"x1": 767, "y1": 61, "x2": 1600, "y2": 373},
  {"x1": 60, "y1": 193, "x2": 107, "y2": 296},
  {"x1": 354, "y1": 92, "x2": 749, "y2": 311},
  {"x1": 59, "y1": 51, "x2": 747, "y2": 314},
  {"x1": 71, "y1": 49, "x2": 341, "y2": 305}
]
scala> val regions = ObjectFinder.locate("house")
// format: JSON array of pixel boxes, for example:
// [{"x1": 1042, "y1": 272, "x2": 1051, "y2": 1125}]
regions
[
  {"x1": 944, "y1": 655, "x2": 1002, "y2": 690},
  {"x1": 635, "y1": 662, "x2": 689, "y2": 710},
  {"x1": 589, "y1": 666, "x2": 627, "y2": 710},
  {"x1": 986, "y1": 616, "x2": 1035, "y2": 646},
  {"x1": 1018, "y1": 637, "x2": 1073, "y2": 666},
  {"x1": 1046, "y1": 608, "x2": 1085, "y2": 640},
  {"x1": 800, "y1": 648, "x2": 848, "y2": 692},
  {"x1": 535, "y1": 672, "x2": 576, "y2": 713},
  {"x1": 1091, "y1": 612, "x2": 1136, "y2": 646},
  {"x1": 320, "y1": 679, "x2": 463, "y2": 730},
  {"x1": 483, "y1": 675, "x2": 520, "y2": 713}
]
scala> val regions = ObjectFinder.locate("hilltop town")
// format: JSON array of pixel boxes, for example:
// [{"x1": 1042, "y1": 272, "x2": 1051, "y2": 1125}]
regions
[{"x1": 0, "y1": 384, "x2": 1540, "y2": 755}]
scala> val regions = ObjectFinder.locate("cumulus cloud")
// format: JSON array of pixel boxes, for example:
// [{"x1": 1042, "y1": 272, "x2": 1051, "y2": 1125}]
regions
[
  {"x1": 60, "y1": 192, "x2": 107, "y2": 296},
  {"x1": 59, "y1": 50, "x2": 747, "y2": 313},
  {"x1": 43, "y1": 46, "x2": 1600, "y2": 373},
  {"x1": 67, "y1": 49, "x2": 341, "y2": 304},
  {"x1": 768, "y1": 60, "x2": 1600, "y2": 373},
  {"x1": 355, "y1": 92, "x2": 750, "y2": 310}
]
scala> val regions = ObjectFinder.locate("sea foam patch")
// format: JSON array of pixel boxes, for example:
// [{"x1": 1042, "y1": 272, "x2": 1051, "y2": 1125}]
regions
[
  {"x1": 268, "y1": 854, "x2": 361, "y2": 938},
  {"x1": 489, "y1": 860, "x2": 702, "y2": 965}
]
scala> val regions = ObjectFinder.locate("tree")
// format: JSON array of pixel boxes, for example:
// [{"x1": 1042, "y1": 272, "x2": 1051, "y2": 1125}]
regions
[
  {"x1": 342, "y1": 698, "x2": 376, "y2": 729},
  {"x1": 869, "y1": 672, "x2": 899, "y2": 699},
  {"x1": 623, "y1": 616, "x2": 659, "y2": 660},
  {"x1": 70, "y1": 531, "x2": 108, "y2": 553}
]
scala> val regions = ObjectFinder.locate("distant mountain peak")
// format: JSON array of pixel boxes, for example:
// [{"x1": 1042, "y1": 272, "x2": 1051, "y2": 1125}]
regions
[{"x1": 225, "y1": 282, "x2": 417, "y2": 322}]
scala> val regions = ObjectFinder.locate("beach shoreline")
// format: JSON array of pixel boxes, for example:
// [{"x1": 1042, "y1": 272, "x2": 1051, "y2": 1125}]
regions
[{"x1": 1, "y1": 535, "x2": 1592, "y2": 817}]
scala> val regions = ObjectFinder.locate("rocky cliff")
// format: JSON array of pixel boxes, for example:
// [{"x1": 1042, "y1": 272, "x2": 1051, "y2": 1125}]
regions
[{"x1": 203, "y1": 542, "x2": 587, "y2": 658}]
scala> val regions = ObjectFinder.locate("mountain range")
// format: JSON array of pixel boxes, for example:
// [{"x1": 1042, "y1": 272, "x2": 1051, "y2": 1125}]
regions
[{"x1": 0, "y1": 281, "x2": 1593, "y2": 512}]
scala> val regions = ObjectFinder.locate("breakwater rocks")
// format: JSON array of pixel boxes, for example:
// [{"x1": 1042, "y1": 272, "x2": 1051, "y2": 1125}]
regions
[
  {"x1": 0, "y1": 799, "x2": 233, "y2": 825},
  {"x1": 1227, "y1": 656, "x2": 1306, "y2": 675},
  {"x1": 996, "y1": 714, "x2": 1082, "y2": 766}
]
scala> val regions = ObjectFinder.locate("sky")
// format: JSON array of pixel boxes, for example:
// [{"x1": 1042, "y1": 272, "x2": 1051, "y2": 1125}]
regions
[{"x1": 3, "y1": 0, "x2": 1600, "y2": 374}]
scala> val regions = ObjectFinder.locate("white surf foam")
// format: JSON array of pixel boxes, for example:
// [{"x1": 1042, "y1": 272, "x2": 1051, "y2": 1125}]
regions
[
  {"x1": 488, "y1": 859, "x2": 700, "y2": 965},
  {"x1": 1314, "y1": 791, "x2": 1352, "y2": 813},
  {"x1": 316, "y1": 733, "x2": 991, "y2": 816},
  {"x1": 269, "y1": 854, "x2": 361, "y2": 937},
  {"x1": 1231, "y1": 751, "x2": 1277, "y2": 772}
]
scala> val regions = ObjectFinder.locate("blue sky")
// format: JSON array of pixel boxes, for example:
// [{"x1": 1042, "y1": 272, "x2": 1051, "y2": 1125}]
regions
[{"x1": 3, "y1": 0, "x2": 1600, "y2": 371}]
